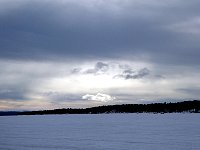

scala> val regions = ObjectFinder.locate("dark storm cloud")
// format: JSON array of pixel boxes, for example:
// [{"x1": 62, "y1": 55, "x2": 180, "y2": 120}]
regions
[{"x1": 0, "y1": 0, "x2": 200, "y2": 65}]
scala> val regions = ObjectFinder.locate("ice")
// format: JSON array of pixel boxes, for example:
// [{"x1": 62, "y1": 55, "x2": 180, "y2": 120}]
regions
[{"x1": 0, "y1": 114, "x2": 200, "y2": 150}]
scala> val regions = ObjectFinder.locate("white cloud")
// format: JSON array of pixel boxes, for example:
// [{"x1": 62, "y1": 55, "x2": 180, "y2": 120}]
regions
[{"x1": 82, "y1": 93, "x2": 116, "y2": 102}]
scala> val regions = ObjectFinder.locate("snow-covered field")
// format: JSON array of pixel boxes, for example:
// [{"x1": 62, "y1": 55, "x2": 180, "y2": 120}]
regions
[{"x1": 0, "y1": 114, "x2": 199, "y2": 150}]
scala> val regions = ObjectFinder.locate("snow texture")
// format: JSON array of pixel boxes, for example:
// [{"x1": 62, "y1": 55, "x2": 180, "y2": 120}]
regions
[{"x1": 0, "y1": 114, "x2": 200, "y2": 150}]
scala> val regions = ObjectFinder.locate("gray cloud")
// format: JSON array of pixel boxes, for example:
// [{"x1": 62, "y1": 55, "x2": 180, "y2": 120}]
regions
[
  {"x1": 71, "y1": 61, "x2": 164, "y2": 81},
  {"x1": 71, "y1": 68, "x2": 82, "y2": 74},
  {"x1": 0, "y1": 60, "x2": 72, "y2": 102},
  {"x1": 42, "y1": 91, "x2": 82, "y2": 102},
  {"x1": 0, "y1": 88, "x2": 26, "y2": 100},
  {"x1": 114, "y1": 68, "x2": 150, "y2": 80},
  {"x1": 153, "y1": 74, "x2": 165, "y2": 79},
  {"x1": 84, "y1": 62, "x2": 109, "y2": 74},
  {"x1": 0, "y1": 0, "x2": 200, "y2": 66},
  {"x1": 177, "y1": 88, "x2": 200, "y2": 97}
]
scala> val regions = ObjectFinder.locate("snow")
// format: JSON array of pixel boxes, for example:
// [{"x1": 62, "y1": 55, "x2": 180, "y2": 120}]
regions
[{"x1": 0, "y1": 114, "x2": 200, "y2": 150}]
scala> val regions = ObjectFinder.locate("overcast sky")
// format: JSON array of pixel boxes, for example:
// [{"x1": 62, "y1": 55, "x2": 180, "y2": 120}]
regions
[{"x1": 0, "y1": 0, "x2": 200, "y2": 110}]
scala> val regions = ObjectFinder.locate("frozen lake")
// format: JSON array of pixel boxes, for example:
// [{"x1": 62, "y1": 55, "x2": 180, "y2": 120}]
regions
[{"x1": 0, "y1": 114, "x2": 200, "y2": 150}]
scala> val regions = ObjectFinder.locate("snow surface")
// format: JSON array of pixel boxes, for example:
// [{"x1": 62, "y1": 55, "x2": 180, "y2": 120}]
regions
[{"x1": 0, "y1": 114, "x2": 200, "y2": 150}]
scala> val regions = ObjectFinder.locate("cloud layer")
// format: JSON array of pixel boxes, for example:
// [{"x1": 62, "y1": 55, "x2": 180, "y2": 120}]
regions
[
  {"x1": 0, "y1": 59, "x2": 200, "y2": 110},
  {"x1": 0, "y1": 0, "x2": 200, "y2": 110},
  {"x1": 0, "y1": 0, "x2": 200, "y2": 65}
]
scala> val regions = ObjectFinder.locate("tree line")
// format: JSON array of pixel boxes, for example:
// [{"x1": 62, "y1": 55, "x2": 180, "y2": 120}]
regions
[
  {"x1": 0, "y1": 100, "x2": 200, "y2": 116},
  {"x1": 20, "y1": 100, "x2": 200, "y2": 115}
]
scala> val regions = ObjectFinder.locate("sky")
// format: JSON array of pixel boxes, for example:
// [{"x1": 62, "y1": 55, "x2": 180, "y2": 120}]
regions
[{"x1": 0, "y1": 0, "x2": 200, "y2": 110}]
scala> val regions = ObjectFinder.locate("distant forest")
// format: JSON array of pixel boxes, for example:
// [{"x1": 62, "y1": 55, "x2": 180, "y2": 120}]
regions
[{"x1": 0, "y1": 100, "x2": 200, "y2": 116}]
